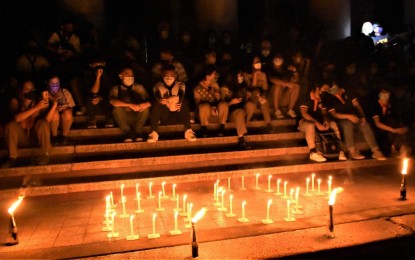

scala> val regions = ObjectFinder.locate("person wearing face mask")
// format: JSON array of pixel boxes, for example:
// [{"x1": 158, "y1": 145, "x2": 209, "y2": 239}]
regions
[
  {"x1": 321, "y1": 82, "x2": 386, "y2": 161},
  {"x1": 1, "y1": 80, "x2": 56, "y2": 168},
  {"x1": 46, "y1": 73, "x2": 76, "y2": 146},
  {"x1": 367, "y1": 88, "x2": 410, "y2": 158},
  {"x1": 151, "y1": 48, "x2": 188, "y2": 86},
  {"x1": 109, "y1": 66, "x2": 151, "y2": 143},
  {"x1": 147, "y1": 64, "x2": 196, "y2": 143},
  {"x1": 243, "y1": 56, "x2": 274, "y2": 133},
  {"x1": 194, "y1": 65, "x2": 228, "y2": 137}
]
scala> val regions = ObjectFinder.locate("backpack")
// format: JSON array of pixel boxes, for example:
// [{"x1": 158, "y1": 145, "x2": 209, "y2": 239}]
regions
[{"x1": 315, "y1": 130, "x2": 341, "y2": 159}]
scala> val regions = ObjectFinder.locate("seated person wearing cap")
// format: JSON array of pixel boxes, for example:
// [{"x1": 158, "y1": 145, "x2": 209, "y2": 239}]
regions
[{"x1": 321, "y1": 82, "x2": 386, "y2": 161}]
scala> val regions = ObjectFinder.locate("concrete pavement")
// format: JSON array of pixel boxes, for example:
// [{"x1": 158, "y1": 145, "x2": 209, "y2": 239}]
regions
[{"x1": 0, "y1": 158, "x2": 414, "y2": 259}]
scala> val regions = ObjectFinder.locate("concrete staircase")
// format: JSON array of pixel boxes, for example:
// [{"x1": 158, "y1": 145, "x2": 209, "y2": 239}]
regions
[{"x1": 0, "y1": 117, "x2": 396, "y2": 198}]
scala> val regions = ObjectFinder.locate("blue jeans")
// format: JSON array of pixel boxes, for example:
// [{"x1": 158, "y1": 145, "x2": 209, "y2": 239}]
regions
[{"x1": 338, "y1": 119, "x2": 379, "y2": 152}]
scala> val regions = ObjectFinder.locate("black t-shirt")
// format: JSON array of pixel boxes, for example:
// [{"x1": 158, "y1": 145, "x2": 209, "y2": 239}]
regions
[
  {"x1": 299, "y1": 95, "x2": 325, "y2": 124},
  {"x1": 323, "y1": 88, "x2": 359, "y2": 115}
]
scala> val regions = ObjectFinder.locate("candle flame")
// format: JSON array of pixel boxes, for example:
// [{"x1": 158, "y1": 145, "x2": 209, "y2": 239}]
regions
[
  {"x1": 268, "y1": 199, "x2": 272, "y2": 206},
  {"x1": 130, "y1": 215, "x2": 134, "y2": 220},
  {"x1": 192, "y1": 207, "x2": 207, "y2": 223},
  {"x1": 121, "y1": 184, "x2": 125, "y2": 188},
  {"x1": 328, "y1": 187, "x2": 344, "y2": 205},
  {"x1": 8, "y1": 196, "x2": 24, "y2": 214},
  {"x1": 402, "y1": 158, "x2": 409, "y2": 175}
]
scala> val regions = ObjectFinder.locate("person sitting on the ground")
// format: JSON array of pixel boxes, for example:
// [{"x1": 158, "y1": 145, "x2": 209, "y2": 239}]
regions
[
  {"x1": 267, "y1": 53, "x2": 300, "y2": 119},
  {"x1": 243, "y1": 55, "x2": 274, "y2": 133},
  {"x1": 193, "y1": 65, "x2": 229, "y2": 137},
  {"x1": 109, "y1": 66, "x2": 151, "y2": 142},
  {"x1": 298, "y1": 84, "x2": 347, "y2": 162},
  {"x1": 46, "y1": 72, "x2": 76, "y2": 146},
  {"x1": 1, "y1": 79, "x2": 56, "y2": 168},
  {"x1": 147, "y1": 64, "x2": 197, "y2": 143},
  {"x1": 220, "y1": 69, "x2": 253, "y2": 149},
  {"x1": 321, "y1": 82, "x2": 386, "y2": 161},
  {"x1": 368, "y1": 87, "x2": 411, "y2": 158}
]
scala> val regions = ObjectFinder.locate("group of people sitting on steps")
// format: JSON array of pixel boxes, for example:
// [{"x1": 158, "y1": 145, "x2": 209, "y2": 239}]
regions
[{"x1": 1, "y1": 19, "x2": 414, "y2": 168}]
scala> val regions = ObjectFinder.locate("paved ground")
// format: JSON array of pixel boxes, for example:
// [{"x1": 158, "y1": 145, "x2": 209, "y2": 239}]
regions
[{"x1": 0, "y1": 159, "x2": 414, "y2": 259}]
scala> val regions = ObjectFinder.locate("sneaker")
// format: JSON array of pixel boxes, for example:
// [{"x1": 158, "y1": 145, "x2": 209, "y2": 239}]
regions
[
  {"x1": 147, "y1": 131, "x2": 159, "y2": 143},
  {"x1": 274, "y1": 109, "x2": 285, "y2": 119},
  {"x1": 185, "y1": 129, "x2": 197, "y2": 141},
  {"x1": 51, "y1": 136, "x2": 60, "y2": 146},
  {"x1": 350, "y1": 150, "x2": 365, "y2": 160},
  {"x1": 1, "y1": 158, "x2": 17, "y2": 169},
  {"x1": 287, "y1": 109, "x2": 297, "y2": 118},
  {"x1": 87, "y1": 119, "x2": 97, "y2": 129},
  {"x1": 123, "y1": 134, "x2": 134, "y2": 143},
  {"x1": 200, "y1": 126, "x2": 208, "y2": 138},
  {"x1": 310, "y1": 152, "x2": 327, "y2": 162},
  {"x1": 134, "y1": 135, "x2": 144, "y2": 142},
  {"x1": 75, "y1": 106, "x2": 87, "y2": 116},
  {"x1": 104, "y1": 119, "x2": 114, "y2": 128},
  {"x1": 338, "y1": 151, "x2": 347, "y2": 161},
  {"x1": 217, "y1": 124, "x2": 225, "y2": 137},
  {"x1": 372, "y1": 149, "x2": 387, "y2": 161}
]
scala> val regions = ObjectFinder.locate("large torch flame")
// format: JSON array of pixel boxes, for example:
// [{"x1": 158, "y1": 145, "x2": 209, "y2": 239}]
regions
[
  {"x1": 328, "y1": 187, "x2": 343, "y2": 206},
  {"x1": 8, "y1": 196, "x2": 24, "y2": 215},
  {"x1": 191, "y1": 207, "x2": 207, "y2": 223},
  {"x1": 402, "y1": 158, "x2": 409, "y2": 175}
]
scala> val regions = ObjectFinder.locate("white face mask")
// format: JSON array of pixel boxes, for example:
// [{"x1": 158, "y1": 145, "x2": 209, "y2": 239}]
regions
[
  {"x1": 164, "y1": 76, "x2": 175, "y2": 86},
  {"x1": 122, "y1": 76, "x2": 134, "y2": 87},
  {"x1": 253, "y1": 62, "x2": 262, "y2": 70},
  {"x1": 237, "y1": 76, "x2": 244, "y2": 84}
]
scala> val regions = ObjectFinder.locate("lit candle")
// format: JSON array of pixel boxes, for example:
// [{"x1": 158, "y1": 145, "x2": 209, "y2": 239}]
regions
[
  {"x1": 172, "y1": 184, "x2": 176, "y2": 198},
  {"x1": 275, "y1": 179, "x2": 282, "y2": 195},
  {"x1": 152, "y1": 213, "x2": 157, "y2": 235},
  {"x1": 162, "y1": 181, "x2": 166, "y2": 197},
  {"x1": 149, "y1": 182, "x2": 153, "y2": 198},
  {"x1": 255, "y1": 173, "x2": 260, "y2": 189},
  {"x1": 135, "y1": 192, "x2": 144, "y2": 214},
  {"x1": 286, "y1": 200, "x2": 291, "y2": 219},
  {"x1": 284, "y1": 181, "x2": 288, "y2": 197},
  {"x1": 400, "y1": 158, "x2": 409, "y2": 200},
  {"x1": 328, "y1": 187, "x2": 344, "y2": 238},
  {"x1": 327, "y1": 176, "x2": 332, "y2": 195},
  {"x1": 183, "y1": 194, "x2": 187, "y2": 214},
  {"x1": 229, "y1": 195, "x2": 233, "y2": 214},
  {"x1": 110, "y1": 191, "x2": 114, "y2": 207},
  {"x1": 121, "y1": 184, "x2": 125, "y2": 201},
  {"x1": 317, "y1": 178, "x2": 321, "y2": 193},
  {"x1": 265, "y1": 175, "x2": 273, "y2": 192},
  {"x1": 242, "y1": 201, "x2": 246, "y2": 218},
  {"x1": 228, "y1": 177, "x2": 231, "y2": 191},
  {"x1": 135, "y1": 183, "x2": 139, "y2": 199},
  {"x1": 221, "y1": 189, "x2": 225, "y2": 207},
  {"x1": 266, "y1": 199, "x2": 272, "y2": 220},
  {"x1": 174, "y1": 211, "x2": 179, "y2": 231},
  {"x1": 311, "y1": 173, "x2": 316, "y2": 191},
  {"x1": 290, "y1": 188, "x2": 294, "y2": 201},
  {"x1": 187, "y1": 203, "x2": 193, "y2": 221}
]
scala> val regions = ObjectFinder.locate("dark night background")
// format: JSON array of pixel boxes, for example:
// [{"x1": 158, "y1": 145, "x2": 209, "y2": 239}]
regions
[{"x1": 0, "y1": 0, "x2": 409, "y2": 79}]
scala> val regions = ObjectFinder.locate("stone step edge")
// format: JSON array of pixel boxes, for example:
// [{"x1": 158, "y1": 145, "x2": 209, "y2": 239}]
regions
[
  {"x1": 0, "y1": 146, "x2": 309, "y2": 177},
  {"x1": 68, "y1": 119, "x2": 296, "y2": 137},
  {"x1": 0, "y1": 158, "x2": 397, "y2": 199},
  {"x1": 0, "y1": 132, "x2": 305, "y2": 158}
]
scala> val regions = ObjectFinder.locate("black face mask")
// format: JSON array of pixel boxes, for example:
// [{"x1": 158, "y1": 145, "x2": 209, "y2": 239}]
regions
[{"x1": 24, "y1": 91, "x2": 36, "y2": 101}]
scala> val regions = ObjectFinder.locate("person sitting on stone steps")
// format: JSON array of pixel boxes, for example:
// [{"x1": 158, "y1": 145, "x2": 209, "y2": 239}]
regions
[{"x1": 147, "y1": 64, "x2": 197, "y2": 143}]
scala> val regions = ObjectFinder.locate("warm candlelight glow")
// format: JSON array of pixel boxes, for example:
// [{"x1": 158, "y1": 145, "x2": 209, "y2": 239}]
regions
[
  {"x1": 402, "y1": 158, "x2": 409, "y2": 175},
  {"x1": 328, "y1": 187, "x2": 344, "y2": 205},
  {"x1": 8, "y1": 196, "x2": 24, "y2": 214},
  {"x1": 192, "y1": 207, "x2": 207, "y2": 223}
]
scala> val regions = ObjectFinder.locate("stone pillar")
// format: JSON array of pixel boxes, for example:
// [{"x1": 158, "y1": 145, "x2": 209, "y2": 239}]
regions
[
  {"x1": 309, "y1": 0, "x2": 351, "y2": 40},
  {"x1": 195, "y1": 0, "x2": 239, "y2": 37}
]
